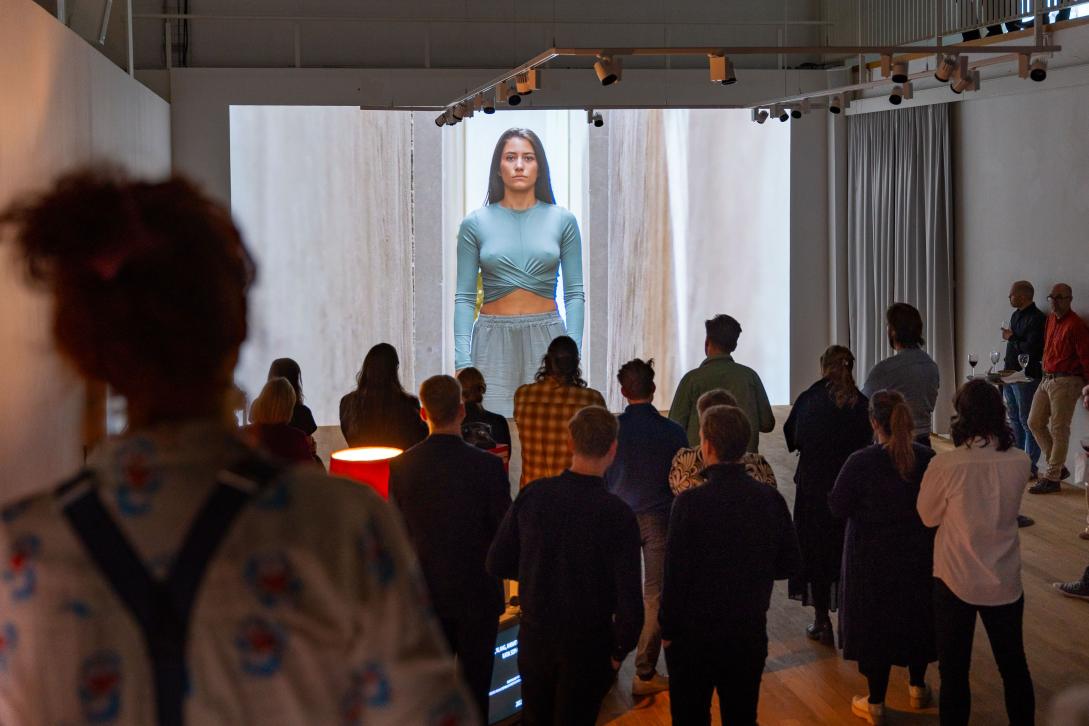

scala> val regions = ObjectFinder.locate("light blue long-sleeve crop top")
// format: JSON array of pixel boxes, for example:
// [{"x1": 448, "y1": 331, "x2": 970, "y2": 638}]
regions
[{"x1": 454, "y1": 202, "x2": 585, "y2": 369}]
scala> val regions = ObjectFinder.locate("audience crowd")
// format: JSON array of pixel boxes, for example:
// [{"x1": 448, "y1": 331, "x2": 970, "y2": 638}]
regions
[{"x1": 3, "y1": 168, "x2": 1088, "y2": 725}]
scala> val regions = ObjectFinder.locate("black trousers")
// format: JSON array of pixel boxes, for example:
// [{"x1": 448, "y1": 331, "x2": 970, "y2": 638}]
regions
[
  {"x1": 439, "y1": 612, "x2": 500, "y2": 722},
  {"x1": 517, "y1": 626, "x2": 615, "y2": 726},
  {"x1": 665, "y1": 633, "x2": 767, "y2": 726},
  {"x1": 933, "y1": 578, "x2": 1035, "y2": 725},
  {"x1": 859, "y1": 660, "x2": 928, "y2": 703}
]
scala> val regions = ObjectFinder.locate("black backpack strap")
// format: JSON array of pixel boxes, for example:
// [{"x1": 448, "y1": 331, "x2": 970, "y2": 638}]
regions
[{"x1": 57, "y1": 455, "x2": 282, "y2": 726}]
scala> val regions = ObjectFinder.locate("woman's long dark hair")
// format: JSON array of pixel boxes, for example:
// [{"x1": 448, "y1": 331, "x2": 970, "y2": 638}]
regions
[
  {"x1": 345, "y1": 343, "x2": 412, "y2": 422},
  {"x1": 534, "y1": 336, "x2": 586, "y2": 387},
  {"x1": 485, "y1": 128, "x2": 556, "y2": 206},
  {"x1": 820, "y1": 345, "x2": 860, "y2": 409},
  {"x1": 950, "y1": 379, "x2": 1015, "y2": 450},
  {"x1": 870, "y1": 389, "x2": 916, "y2": 480},
  {"x1": 268, "y1": 357, "x2": 303, "y2": 404}
]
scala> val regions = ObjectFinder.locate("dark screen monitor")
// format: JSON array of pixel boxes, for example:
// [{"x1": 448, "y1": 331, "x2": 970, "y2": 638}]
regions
[{"x1": 488, "y1": 614, "x2": 522, "y2": 724}]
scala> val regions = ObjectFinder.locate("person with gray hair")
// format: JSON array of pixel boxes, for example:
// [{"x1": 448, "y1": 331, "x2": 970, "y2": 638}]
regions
[
  {"x1": 660, "y1": 405, "x2": 799, "y2": 725},
  {"x1": 488, "y1": 406, "x2": 642, "y2": 725}
]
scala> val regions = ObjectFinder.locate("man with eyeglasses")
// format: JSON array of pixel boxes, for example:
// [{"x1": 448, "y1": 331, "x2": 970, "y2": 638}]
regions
[{"x1": 1027, "y1": 283, "x2": 1089, "y2": 498}]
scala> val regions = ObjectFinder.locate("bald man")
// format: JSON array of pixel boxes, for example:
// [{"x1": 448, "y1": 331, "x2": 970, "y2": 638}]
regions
[
  {"x1": 1027, "y1": 283, "x2": 1089, "y2": 496},
  {"x1": 1001, "y1": 281, "x2": 1047, "y2": 479}
]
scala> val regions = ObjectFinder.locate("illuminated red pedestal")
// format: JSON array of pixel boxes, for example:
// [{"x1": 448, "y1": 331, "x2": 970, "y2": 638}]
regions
[{"x1": 329, "y1": 446, "x2": 402, "y2": 499}]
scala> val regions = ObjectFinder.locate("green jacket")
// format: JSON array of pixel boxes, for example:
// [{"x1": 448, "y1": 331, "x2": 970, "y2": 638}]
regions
[{"x1": 668, "y1": 354, "x2": 775, "y2": 452}]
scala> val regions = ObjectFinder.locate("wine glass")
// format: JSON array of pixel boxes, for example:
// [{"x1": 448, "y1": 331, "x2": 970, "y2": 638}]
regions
[
  {"x1": 1018, "y1": 353, "x2": 1030, "y2": 372},
  {"x1": 1001, "y1": 320, "x2": 1009, "y2": 336},
  {"x1": 989, "y1": 350, "x2": 1001, "y2": 374},
  {"x1": 968, "y1": 352, "x2": 979, "y2": 377}
]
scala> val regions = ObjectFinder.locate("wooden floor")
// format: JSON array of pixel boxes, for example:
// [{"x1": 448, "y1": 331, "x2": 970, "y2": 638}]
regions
[{"x1": 596, "y1": 406, "x2": 1089, "y2": 725}]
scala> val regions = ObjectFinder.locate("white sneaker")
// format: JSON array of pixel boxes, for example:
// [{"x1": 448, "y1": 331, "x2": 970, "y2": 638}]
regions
[
  {"x1": 631, "y1": 672, "x2": 669, "y2": 696},
  {"x1": 851, "y1": 695, "x2": 886, "y2": 724},
  {"x1": 909, "y1": 683, "x2": 932, "y2": 709}
]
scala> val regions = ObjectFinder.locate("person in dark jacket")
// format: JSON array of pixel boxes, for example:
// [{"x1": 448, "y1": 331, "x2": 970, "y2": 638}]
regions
[
  {"x1": 339, "y1": 343, "x2": 427, "y2": 450},
  {"x1": 268, "y1": 357, "x2": 318, "y2": 434},
  {"x1": 457, "y1": 366, "x2": 512, "y2": 448},
  {"x1": 660, "y1": 404, "x2": 800, "y2": 725},
  {"x1": 389, "y1": 375, "x2": 512, "y2": 718},
  {"x1": 784, "y1": 345, "x2": 874, "y2": 645},
  {"x1": 487, "y1": 406, "x2": 643, "y2": 726},
  {"x1": 829, "y1": 389, "x2": 937, "y2": 725},
  {"x1": 604, "y1": 358, "x2": 688, "y2": 696}
]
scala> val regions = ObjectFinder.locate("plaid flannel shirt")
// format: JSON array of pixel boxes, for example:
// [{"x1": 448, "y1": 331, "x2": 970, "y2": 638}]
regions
[{"x1": 513, "y1": 380, "x2": 607, "y2": 488}]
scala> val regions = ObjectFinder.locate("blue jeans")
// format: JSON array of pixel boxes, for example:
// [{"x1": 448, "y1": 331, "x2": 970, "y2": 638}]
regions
[
  {"x1": 635, "y1": 510, "x2": 669, "y2": 678},
  {"x1": 1004, "y1": 381, "x2": 1041, "y2": 473}
]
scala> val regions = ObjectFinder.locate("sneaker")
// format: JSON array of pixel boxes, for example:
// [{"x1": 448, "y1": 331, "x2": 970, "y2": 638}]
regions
[
  {"x1": 806, "y1": 621, "x2": 835, "y2": 647},
  {"x1": 909, "y1": 683, "x2": 932, "y2": 709},
  {"x1": 1054, "y1": 579, "x2": 1089, "y2": 601},
  {"x1": 851, "y1": 695, "x2": 886, "y2": 724},
  {"x1": 1017, "y1": 514, "x2": 1036, "y2": 527},
  {"x1": 631, "y1": 672, "x2": 669, "y2": 696},
  {"x1": 1029, "y1": 479, "x2": 1061, "y2": 494}
]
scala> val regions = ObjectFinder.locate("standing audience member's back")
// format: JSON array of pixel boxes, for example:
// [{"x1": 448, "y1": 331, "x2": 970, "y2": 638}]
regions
[
  {"x1": 862, "y1": 302, "x2": 940, "y2": 442},
  {"x1": 0, "y1": 169, "x2": 473, "y2": 726},
  {"x1": 267, "y1": 357, "x2": 317, "y2": 435},
  {"x1": 389, "y1": 375, "x2": 511, "y2": 718},
  {"x1": 339, "y1": 343, "x2": 428, "y2": 451},
  {"x1": 669, "y1": 314, "x2": 774, "y2": 452},
  {"x1": 244, "y1": 377, "x2": 318, "y2": 465}
]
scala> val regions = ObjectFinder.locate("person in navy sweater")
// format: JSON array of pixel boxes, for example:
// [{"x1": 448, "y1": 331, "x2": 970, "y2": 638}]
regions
[{"x1": 604, "y1": 358, "x2": 688, "y2": 696}]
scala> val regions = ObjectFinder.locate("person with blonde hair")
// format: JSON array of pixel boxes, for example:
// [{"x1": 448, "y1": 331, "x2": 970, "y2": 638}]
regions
[
  {"x1": 830, "y1": 390, "x2": 938, "y2": 724},
  {"x1": 668, "y1": 388, "x2": 777, "y2": 494},
  {"x1": 245, "y1": 377, "x2": 316, "y2": 465},
  {"x1": 784, "y1": 345, "x2": 874, "y2": 645}
]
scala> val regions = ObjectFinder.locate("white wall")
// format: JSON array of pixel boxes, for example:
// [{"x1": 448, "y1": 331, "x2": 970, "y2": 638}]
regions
[
  {"x1": 954, "y1": 78, "x2": 1089, "y2": 474},
  {"x1": 0, "y1": 0, "x2": 170, "y2": 502}
]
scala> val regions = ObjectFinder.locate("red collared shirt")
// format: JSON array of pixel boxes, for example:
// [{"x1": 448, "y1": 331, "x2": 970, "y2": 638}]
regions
[{"x1": 1042, "y1": 311, "x2": 1089, "y2": 378}]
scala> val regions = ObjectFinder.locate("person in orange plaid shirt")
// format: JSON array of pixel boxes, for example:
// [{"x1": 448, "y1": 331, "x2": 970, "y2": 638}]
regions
[{"x1": 514, "y1": 336, "x2": 607, "y2": 487}]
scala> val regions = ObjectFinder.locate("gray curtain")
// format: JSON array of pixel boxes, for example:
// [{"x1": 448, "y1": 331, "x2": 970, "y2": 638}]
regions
[{"x1": 847, "y1": 104, "x2": 955, "y2": 432}]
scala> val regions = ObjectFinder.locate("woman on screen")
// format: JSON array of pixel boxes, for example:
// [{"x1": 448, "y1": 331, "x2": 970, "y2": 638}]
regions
[{"x1": 454, "y1": 128, "x2": 585, "y2": 418}]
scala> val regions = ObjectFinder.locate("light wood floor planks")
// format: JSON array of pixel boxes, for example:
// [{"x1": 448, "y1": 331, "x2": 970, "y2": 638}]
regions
[{"x1": 596, "y1": 406, "x2": 1089, "y2": 725}]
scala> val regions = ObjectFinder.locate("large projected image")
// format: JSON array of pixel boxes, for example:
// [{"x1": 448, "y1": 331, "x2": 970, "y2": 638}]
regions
[{"x1": 229, "y1": 106, "x2": 789, "y2": 426}]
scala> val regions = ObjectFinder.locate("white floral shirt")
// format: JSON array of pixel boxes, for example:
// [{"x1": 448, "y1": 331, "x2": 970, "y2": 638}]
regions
[{"x1": 0, "y1": 421, "x2": 475, "y2": 726}]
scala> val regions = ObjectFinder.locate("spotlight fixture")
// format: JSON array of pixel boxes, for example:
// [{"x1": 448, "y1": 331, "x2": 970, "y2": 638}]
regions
[
  {"x1": 482, "y1": 95, "x2": 496, "y2": 114},
  {"x1": 443, "y1": 108, "x2": 458, "y2": 126},
  {"x1": 594, "y1": 54, "x2": 622, "y2": 86},
  {"x1": 1029, "y1": 58, "x2": 1047, "y2": 82},
  {"x1": 951, "y1": 67, "x2": 980, "y2": 94},
  {"x1": 751, "y1": 108, "x2": 769, "y2": 124},
  {"x1": 934, "y1": 54, "x2": 958, "y2": 82},
  {"x1": 790, "y1": 106, "x2": 801, "y2": 119},
  {"x1": 772, "y1": 104, "x2": 788, "y2": 122},
  {"x1": 452, "y1": 104, "x2": 467, "y2": 121},
  {"x1": 591, "y1": 112, "x2": 603, "y2": 127},
  {"x1": 880, "y1": 54, "x2": 892, "y2": 78},
  {"x1": 515, "y1": 70, "x2": 541, "y2": 95},
  {"x1": 889, "y1": 81, "x2": 913, "y2": 105},
  {"x1": 828, "y1": 94, "x2": 844, "y2": 114},
  {"x1": 502, "y1": 81, "x2": 522, "y2": 106},
  {"x1": 891, "y1": 61, "x2": 909, "y2": 84},
  {"x1": 708, "y1": 54, "x2": 737, "y2": 85},
  {"x1": 949, "y1": 56, "x2": 971, "y2": 93},
  {"x1": 497, "y1": 83, "x2": 510, "y2": 105},
  {"x1": 434, "y1": 112, "x2": 447, "y2": 127}
]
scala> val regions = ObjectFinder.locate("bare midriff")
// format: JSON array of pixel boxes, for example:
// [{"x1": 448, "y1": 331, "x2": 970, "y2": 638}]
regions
[{"x1": 480, "y1": 288, "x2": 557, "y2": 316}]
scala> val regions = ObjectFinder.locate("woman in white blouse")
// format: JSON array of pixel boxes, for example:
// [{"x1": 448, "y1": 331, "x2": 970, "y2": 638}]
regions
[{"x1": 917, "y1": 380, "x2": 1035, "y2": 726}]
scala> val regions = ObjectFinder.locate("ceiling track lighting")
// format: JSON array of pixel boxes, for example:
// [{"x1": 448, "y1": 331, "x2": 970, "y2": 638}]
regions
[
  {"x1": 772, "y1": 104, "x2": 788, "y2": 122},
  {"x1": 879, "y1": 54, "x2": 892, "y2": 78},
  {"x1": 515, "y1": 69, "x2": 541, "y2": 95},
  {"x1": 891, "y1": 61, "x2": 909, "y2": 84},
  {"x1": 585, "y1": 109, "x2": 604, "y2": 127},
  {"x1": 708, "y1": 54, "x2": 737, "y2": 85},
  {"x1": 751, "y1": 108, "x2": 769, "y2": 124},
  {"x1": 828, "y1": 94, "x2": 845, "y2": 114},
  {"x1": 1029, "y1": 57, "x2": 1047, "y2": 82},
  {"x1": 934, "y1": 54, "x2": 958, "y2": 82},
  {"x1": 594, "y1": 54, "x2": 622, "y2": 86},
  {"x1": 790, "y1": 106, "x2": 802, "y2": 119},
  {"x1": 889, "y1": 81, "x2": 913, "y2": 105}
]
